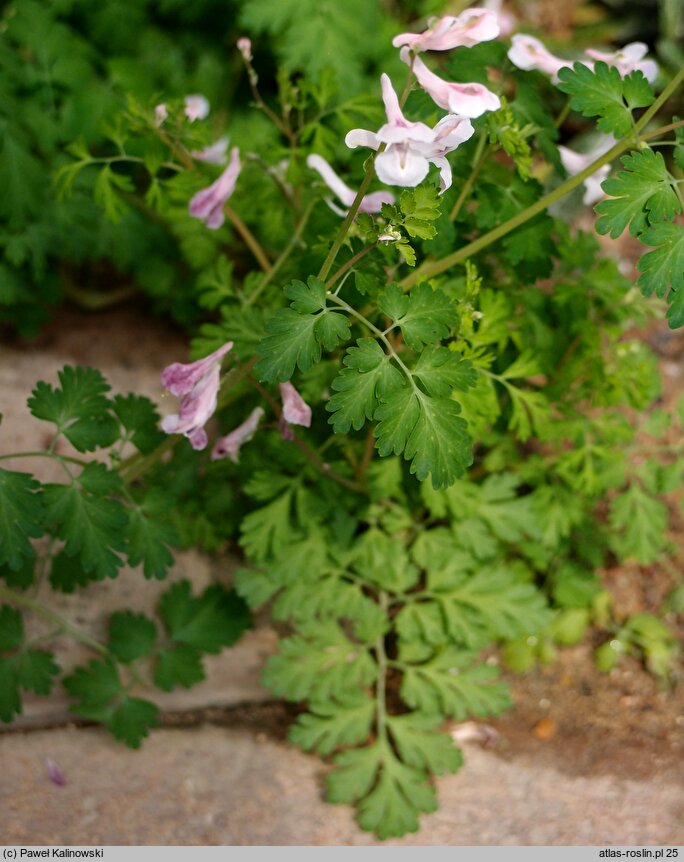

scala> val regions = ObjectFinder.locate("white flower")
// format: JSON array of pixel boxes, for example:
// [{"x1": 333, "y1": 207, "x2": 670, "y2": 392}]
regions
[
  {"x1": 507, "y1": 34, "x2": 571, "y2": 82},
  {"x1": 345, "y1": 73, "x2": 475, "y2": 192},
  {"x1": 401, "y1": 49, "x2": 500, "y2": 118}
]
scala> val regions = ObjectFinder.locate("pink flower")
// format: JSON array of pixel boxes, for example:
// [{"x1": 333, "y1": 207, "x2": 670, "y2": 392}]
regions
[
  {"x1": 400, "y1": 49, "x2": 501, "y2": 118},
  {"x1": 191, "y1": 137, "x2": 230, "y2": 165},
  {"x1": 279, "y1": 382, "x2": 312, "y2": 428},
  {"x1": 184, "y1": 94, "x2": 210, "y2": 122},
  {"x1": 306, "y1": 154, "x2": 395, "y2": 216},
  {"x1": 558, "y1": 136, "x2": 615, "y2": 205},
  {"x1": 189, "y1": 147, "x2": 241, "y2": 229},
  {"x1": 484, "y1": 0, "x2": 516, "y2": 39},
  {"x1": 584, "y1": 42, "x2": 658, "y2": 83},
  {"x1": 393, "y1": 8, "x2": 500, "y2": 52},
  {"x1": 346, "y1": 73, "x2": 474, "y2": 191},
  {"x1": 237, "y1": 37, "x2": 252, "y2": 61},
  {"x1": 507, "y1": 34, "x2": 571, "y2": 82},
  {"x1": 211, "y1": 407, "x2": 264, "y2": 462},
  {"x1": 161, "y1": 341, "x2": 233, "y2": 450}
]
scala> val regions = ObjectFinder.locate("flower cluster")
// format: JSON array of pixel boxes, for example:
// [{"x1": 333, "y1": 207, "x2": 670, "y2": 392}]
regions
[
  {"x1": 508, "y1": 34, "x2": 658, "y2": 83},
  {"x1": 344, "y1": 8, "x2": 502, "y2": 194},
  {"x1": 161, "y1": 344, "x2": 312, "y2": 460}
]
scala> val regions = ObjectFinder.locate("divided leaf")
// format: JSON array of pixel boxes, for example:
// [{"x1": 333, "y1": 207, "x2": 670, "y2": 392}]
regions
[
  {"x1": 0, "y1": 468, "x2": 44, "y2": 571},
  {"x1": 28, "y1": 366, "x2": 118, "y2": 451},
  {"x1": 636, "y1": 222, "x2": 684, "y2": 328},
  {"x1": 595, "y1": 150, "x2": 681, "y2": 239},
  {"x1": 378, "y1": 284, "x2": 457, "y2": 350},
  {"x1": 556, "y1": 62, "x2": 654, "y2": 137}
]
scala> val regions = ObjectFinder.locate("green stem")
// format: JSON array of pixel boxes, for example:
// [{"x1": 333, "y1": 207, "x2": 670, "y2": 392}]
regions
[
  {"x1": 0, "y1": 451, "x2": 87, "y2": 468},
  {"x1": 449, "y1": 138, "x2": 492, "y2": 222},
  {"x1": 326, "y1": 293, "x2": 417, "y2": 388},
  {"x1": 401, "y1": 67, "x2": 684, "y2": 290},
  {"x1": 0, "y1": 583, "x2": 109, "y2": 656},
  {"x1": 326, "y1": 242, "x2": 377, "y2": 289},
  {"x1": 245, "y1": 199, "x2": 315, "y2": 306},
  {"x1": 317, "y1": 159, "x2": 381, "y2": 282}
]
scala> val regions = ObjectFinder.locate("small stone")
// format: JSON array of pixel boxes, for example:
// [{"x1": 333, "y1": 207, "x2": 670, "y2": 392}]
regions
[{"x1": 532, "y1": 717, "x2": 557, "y2": 742}]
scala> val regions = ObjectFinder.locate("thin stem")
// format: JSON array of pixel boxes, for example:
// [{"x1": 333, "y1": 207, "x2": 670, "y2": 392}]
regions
[
  {"x1": 245, "y1": 199, "x2": 315, "y2": 306},
  {"x1": 326, "y1": 293, "x2": 417, "y2": 386},
  {"x1": 316, "y1": 67, "x2": 416, "y2": 283},
  {"x1": 554, "y1": 100, "x2": 571, "y2": 129},
  {"x1": 449, "y1": 138, "x2": 492, "y2": 222},
  {"x1": 0, "y1": 451, "x2": 88, "y2": 468},
  {"x1": 401, "y1": 67, "x2": 684, "y2": 290},
  {"x1": 0, "y1": 583, "x2": 109, "y2": 656},
  {"x1": 326, "y1": 242, "x2": 377, "y2": 289},
  {"x1": 223, "y1": 204, "x2": 272, "y2": 273},
  {"x1": 317, "y1": 160, "x2": 381, "y2": 282},
  {"x1": 247, "y1": 375, "x2": 363, "y2": 493}
]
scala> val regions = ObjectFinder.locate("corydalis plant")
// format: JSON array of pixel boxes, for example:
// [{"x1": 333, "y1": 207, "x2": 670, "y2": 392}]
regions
[{"x1": 5, "y1": 2, "x2": 684, "y2": 842}]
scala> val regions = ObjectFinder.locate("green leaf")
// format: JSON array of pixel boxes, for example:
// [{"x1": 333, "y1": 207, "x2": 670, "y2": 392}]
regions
[
  {"x1": 378, "y1": 284, "x2": 457, "y2": 350},
  {"x1": 49, "y1": 551, "x2": 94, "y2": 593},
  {"x1": 412, "y1": 346, "x2": 477, "y2": 397},
  {"x1": 289, "y1": 695, "x2": 375, "y2": 755},
  {"x1": 356, "y1": 745, "x2": 437, "y2": 839},
  {"x1": 0, "y1": 468, "x2": 44, "y2": 571},
  {"x1": 43, "y1": 478, "x2": 128, "y2": 580},
  {"x1": 255, "y1": 308, "x2": 321, "y2": 382},
  {"x1": 556, "y1": 63, "x2": 654, "y2": 137},
  {"x1": 400, "y1": 648, "x2": 512, "y2": 719},
  {"x1": 107, "y1": 697, "x2": 160, "y2": 749},
  {"x1": 375, "y1": 385, "x2": 473, "y2": 489},
  {"x1": 108, "y1": 612, "x2": 157, "y2": 663},
  {"x1": 327, "y1": 339, "x2": 403, "y2": 433},
  {"x1": 387, "y1": 713, "x2": 463, "y2": 775},
  {"x1": 64, "y1": 658, "x2": 122, "y2": 708},
  {"x1": 437, "y1": 566, "x2": 550, "y2": 646},
  {"x1": 240, "y1": 487, "x2": 298, "y2": 563},
  {"x1": 314, "y1": 311, "x2": 351, "y2": 351},
  {"x1": 28, "y1": 366, "x2": 118, "y2": 452},
  {"x1": 126, "y1": 490, "x2": 178, "y2": 580},
  {"x1": 17, "y1": 650, "x2": 59, "y2": 695},
  {"x1": 154, "y1": 644, "x2": 205, "y2": 691},
  {"x1": 399, "y1": 185, "x2": 441, "y2": 239},
  {"x1": 0, "y1": 661, "x2": 22, "y2": 722},
  {"x1": 0, "y1": 606, "x2": 24, "y2": 652},
  {"x1": 609, "y1": 483, "x2": 668, "y2": 563},
  {"x1": 158, "y1": 581, "x2": 250, "y2": 654},
  {"x1": 196, "y1": 255, "x2": 234, "y2": 310},
  {"x1": 595, "y1": 150, "x2": 681, "y2": 239},
  {"x1": 284, "y1": 276, "x2": 327, "y2": 313},
  {"x1": 262, "y1": 621, "x2": 376, "y2": 701},
  {"x1": 636, "y1": 222, "x2": 684, "y2": 328},
  {"x1": 64, "y1": 658, "x2": 160, "y2": 748},
  {"x1": 0, "y1": 556, "x2": 35, "y2": 591},
  {"x1": 112, "y1": 394, "x2": 165, "y2": 454},
  {"x1": 93, "y1": 165, "x2": 134, "y2": 222}
]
